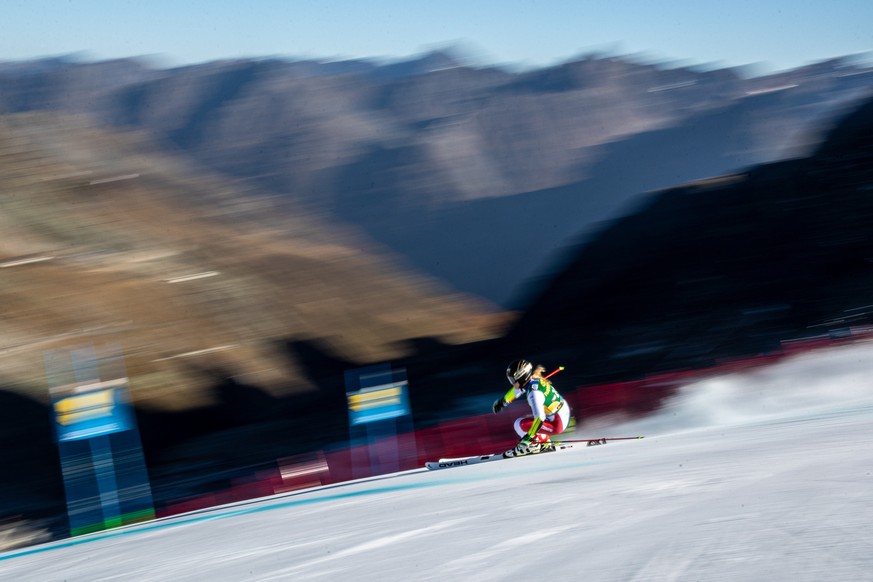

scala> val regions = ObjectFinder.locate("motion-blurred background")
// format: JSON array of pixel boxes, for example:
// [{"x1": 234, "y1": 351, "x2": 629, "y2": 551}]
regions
[{"x1": 1, "y1": 1, "x2": 872, "y2": 548}]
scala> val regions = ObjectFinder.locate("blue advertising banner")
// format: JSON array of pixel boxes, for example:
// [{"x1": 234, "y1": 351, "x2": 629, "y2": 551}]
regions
[
  {"x1": 347, "y1": 381, "x2": 410, "y2": 425},
  {"x1": 52, "y1": 380, "x2": 135, "y2": 442}
]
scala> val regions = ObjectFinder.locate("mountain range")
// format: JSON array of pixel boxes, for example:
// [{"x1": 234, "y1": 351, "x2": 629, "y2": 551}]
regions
[{"x1": 2, "y1": 51, "x2": 871, "y2": 305}]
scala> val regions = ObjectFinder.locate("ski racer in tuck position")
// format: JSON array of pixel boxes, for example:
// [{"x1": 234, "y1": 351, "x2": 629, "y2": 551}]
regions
[{"x1": 492, "y1": 359, "x2": 571, "y2": 457}]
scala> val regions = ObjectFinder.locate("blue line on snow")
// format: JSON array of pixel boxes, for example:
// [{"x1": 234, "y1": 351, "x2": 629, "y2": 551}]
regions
[
  {"x1": 0, "y1": 480, "x2": 443, "y2": 562},
  {"x1": 1, "y1": 453, "x2": 609, "y2": 562}
]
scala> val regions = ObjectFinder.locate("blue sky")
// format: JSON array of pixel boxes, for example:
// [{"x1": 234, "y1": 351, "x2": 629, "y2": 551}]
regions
[{"x1": 3, "y1": 0, "x2": 872, "y2": 73}]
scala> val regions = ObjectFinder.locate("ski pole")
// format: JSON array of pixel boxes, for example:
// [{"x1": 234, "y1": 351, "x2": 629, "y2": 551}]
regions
[
  {"x1": 552, "y1": 436, "x2": 644, "y2": 445},
  {"x1": 556, "y1": 436, "x2": 644, "y2": 441},
  {"x1": 544, "y1": 366, "x2": 565, "y2": 379}
]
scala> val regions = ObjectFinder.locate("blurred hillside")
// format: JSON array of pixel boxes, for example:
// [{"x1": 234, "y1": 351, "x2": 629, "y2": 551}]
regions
[
  {"x1": 0, "y1": 112, "x2": 505, "y2": 409},
  {"x1": 2, "y1": 52, "x2": 871, "y2": 305},
  {"x1": 0, "y1": 111, "x2": 513, "y2": 526}
]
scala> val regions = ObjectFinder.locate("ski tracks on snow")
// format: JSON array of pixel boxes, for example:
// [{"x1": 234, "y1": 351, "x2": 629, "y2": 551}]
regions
[{"x1": 258, "y1": 518, "x2": 467, "y2": 580}]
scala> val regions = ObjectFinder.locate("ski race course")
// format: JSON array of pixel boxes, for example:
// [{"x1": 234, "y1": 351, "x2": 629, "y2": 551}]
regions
[{"x1": 2, "y1": 341, "x2": 873, "y2": 581}]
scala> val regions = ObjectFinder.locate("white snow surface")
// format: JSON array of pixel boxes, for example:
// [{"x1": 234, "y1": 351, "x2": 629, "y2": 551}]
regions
[{"x1": 3, "y1": 341, "x2": 873, "y2": 581}]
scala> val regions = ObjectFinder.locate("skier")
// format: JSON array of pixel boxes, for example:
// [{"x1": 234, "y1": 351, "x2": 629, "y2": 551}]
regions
[{"x1": 492, "y1": 359, "x2": 571, "y2": 457}]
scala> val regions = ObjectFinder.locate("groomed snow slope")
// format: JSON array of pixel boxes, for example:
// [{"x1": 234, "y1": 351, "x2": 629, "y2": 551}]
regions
[{"x1": 2, "y1": 341, "x2": 873, "y2": 581}]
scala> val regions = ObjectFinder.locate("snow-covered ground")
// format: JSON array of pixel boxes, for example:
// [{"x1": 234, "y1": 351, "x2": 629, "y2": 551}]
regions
[{"x1": 2, "y1": 341, "x2": 873, "y2": 581}]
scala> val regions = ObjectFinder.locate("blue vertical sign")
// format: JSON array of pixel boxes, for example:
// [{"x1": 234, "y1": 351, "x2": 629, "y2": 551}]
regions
[
  {"x1": 46, "y1": 346, "x2": 155, "y2": 536},
  {"x1": 345, "y1": 364, "x2": 415, "y2": 477}
]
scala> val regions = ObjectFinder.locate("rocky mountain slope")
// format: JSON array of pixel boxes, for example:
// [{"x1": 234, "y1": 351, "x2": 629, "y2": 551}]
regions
[
  {"x1": 0, "y1": 112, "x2": 504, "y2": 408},
  {"x1": 2, "y1": 52, "x2": 870, "y2": 305}
]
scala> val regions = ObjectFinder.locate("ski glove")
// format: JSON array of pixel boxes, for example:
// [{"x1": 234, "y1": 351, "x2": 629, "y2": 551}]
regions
[{"x1": 492, "y1": 397, "x2": 506, "y2": 414}]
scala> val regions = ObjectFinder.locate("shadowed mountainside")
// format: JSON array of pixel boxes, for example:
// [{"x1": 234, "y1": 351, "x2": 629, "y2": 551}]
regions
[{"x1": 505, "y1": 95, "x2": 873, "y2": 383}]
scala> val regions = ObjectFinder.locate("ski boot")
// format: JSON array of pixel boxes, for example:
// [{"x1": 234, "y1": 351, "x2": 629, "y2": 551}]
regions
[
  {"x1": 534, "y1": 433, "x2": 556, "y2": 453},
  {"x1": 505, "y1": 436, "x2": 541, "y2": 458}
]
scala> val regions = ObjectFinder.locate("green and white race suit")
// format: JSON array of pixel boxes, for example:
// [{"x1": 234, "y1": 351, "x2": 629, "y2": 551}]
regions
[{"x1": 502, "y1": 377, "x2": 570, "y2": 440}]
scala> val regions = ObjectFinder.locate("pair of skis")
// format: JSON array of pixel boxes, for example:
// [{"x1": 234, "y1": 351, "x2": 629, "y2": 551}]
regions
[{"x1": 424, "y1": 436, "x2": 644, "y2": 471}]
